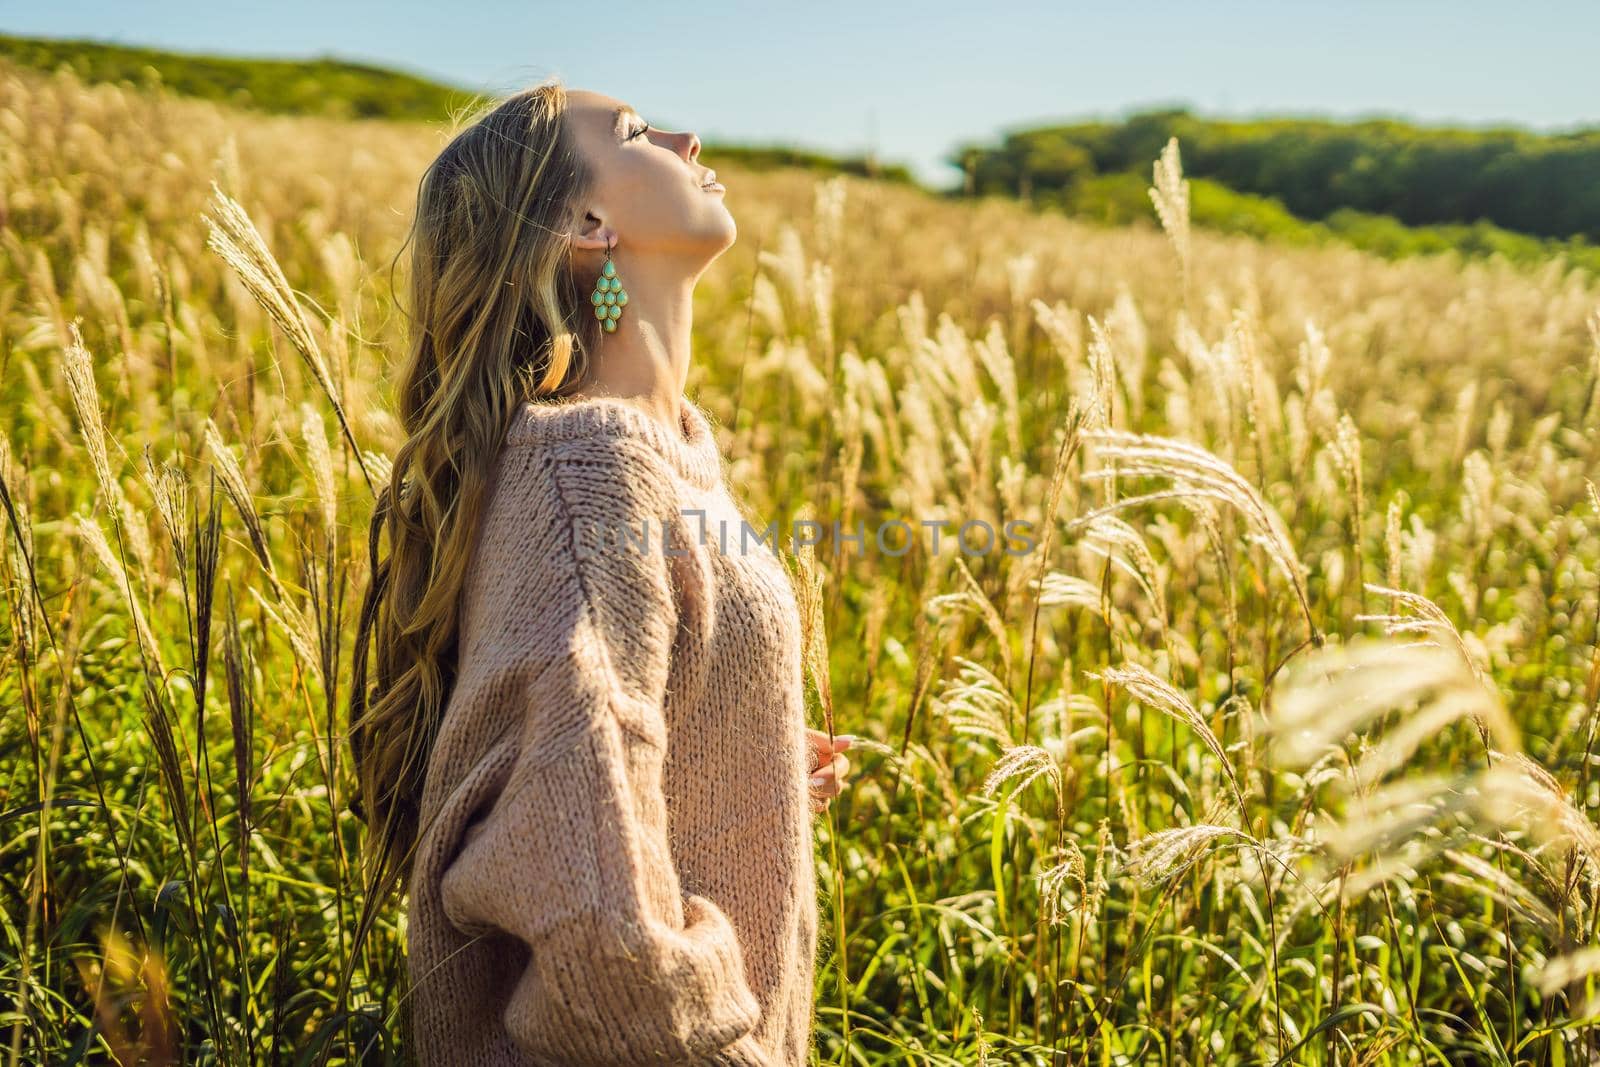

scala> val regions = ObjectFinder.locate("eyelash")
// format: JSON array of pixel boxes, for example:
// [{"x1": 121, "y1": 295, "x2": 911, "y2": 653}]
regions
[{"x1": 628, "y1": 122, "x2": 650, "y2": 141}]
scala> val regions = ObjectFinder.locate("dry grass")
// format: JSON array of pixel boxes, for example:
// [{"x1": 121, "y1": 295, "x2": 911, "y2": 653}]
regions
[{"x1": 4, "y1": 58, "x2": 1600, "y2": 1065}]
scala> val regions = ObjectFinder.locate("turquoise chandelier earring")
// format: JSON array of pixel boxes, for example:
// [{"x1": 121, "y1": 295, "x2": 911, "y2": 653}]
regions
[{"x1": 590, "y1": 235, "x2": 628, "y2": 333}]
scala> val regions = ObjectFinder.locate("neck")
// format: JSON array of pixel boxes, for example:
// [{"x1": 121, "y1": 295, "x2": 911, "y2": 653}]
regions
[{"x1": 573, "y1": 253, "x2": 700, "y2": 432}]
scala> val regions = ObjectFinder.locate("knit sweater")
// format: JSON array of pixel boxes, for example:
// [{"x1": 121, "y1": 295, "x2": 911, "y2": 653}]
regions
[{"x1": 403, "y1": 394, "x2": 819, "y2": 1067}]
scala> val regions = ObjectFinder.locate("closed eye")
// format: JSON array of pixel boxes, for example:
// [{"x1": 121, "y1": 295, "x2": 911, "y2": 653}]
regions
[{"x1": 628, "y1": 122, "x2": 651, "y2": 142}]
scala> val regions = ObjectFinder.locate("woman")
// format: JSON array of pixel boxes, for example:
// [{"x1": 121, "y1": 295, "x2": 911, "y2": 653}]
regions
[{"x1": 347, "y1": 79, "x2": 854, "y2": 1065}]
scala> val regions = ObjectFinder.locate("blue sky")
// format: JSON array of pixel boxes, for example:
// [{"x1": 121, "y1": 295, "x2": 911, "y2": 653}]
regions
[{"x1": 4, "y1": 1, "x2": 1596, "y2": 190}]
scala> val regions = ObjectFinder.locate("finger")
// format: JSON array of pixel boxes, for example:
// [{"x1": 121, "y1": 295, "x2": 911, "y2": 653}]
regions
[
  {"x1": 809, "y1": 730, "x2": 855, "y2": 756},
  {"x1": 806, "y1": 730, "x2": 832, "y2": 769},
  {"x1": 809, "y1": 771, "x2": 843, "y2": 798},
  {"x1": 810, "y1": 754, "x2": 851, "y2": 789}
]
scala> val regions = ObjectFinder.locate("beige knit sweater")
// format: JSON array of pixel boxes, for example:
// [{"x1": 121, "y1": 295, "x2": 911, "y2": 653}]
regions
[{"x1": 403, "y1": 394, "x2": 819, "y2": 1066}]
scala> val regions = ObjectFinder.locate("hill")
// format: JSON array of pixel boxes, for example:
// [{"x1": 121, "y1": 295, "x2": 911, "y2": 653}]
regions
[
  {"x1": 952, "y1": 106, "x2": 1600, "y2": 244},
  {"x1": 0, "y1": 32, "x2": 477, "y2": 121}
]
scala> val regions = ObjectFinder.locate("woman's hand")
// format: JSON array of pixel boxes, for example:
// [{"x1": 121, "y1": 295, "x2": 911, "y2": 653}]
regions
[{"x1": 806, "y1": 729, "x2": 854, "y2": 814}]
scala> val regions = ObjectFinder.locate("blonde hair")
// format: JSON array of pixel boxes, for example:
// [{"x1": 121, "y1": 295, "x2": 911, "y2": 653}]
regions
[{"x1": 346, "y1": 77, "x2": 603, "y2": 926}]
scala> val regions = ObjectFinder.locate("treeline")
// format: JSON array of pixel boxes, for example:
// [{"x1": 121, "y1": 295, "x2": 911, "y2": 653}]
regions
[
  {"x1": 952, "y1": 107, "x2": 1600, "y2": 241},
  {"x1": 0, "y1": 33, "x2": 480, "y2": 122}
]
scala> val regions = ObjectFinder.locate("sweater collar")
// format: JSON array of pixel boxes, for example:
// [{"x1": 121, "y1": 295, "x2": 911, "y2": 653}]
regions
[{"x1": 508, "y1": 393, "x2": 724, "y2": 490}]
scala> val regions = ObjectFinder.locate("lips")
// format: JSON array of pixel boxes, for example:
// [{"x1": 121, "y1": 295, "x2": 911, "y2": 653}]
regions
[{"x1": 699, "y1": 168, "x2": 721, "y2": 190}]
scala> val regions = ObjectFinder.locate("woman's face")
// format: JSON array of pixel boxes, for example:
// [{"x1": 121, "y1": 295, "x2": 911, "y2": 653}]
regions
[{"x1": 566, "y1": 89, "x2": 734, "y2": 260}]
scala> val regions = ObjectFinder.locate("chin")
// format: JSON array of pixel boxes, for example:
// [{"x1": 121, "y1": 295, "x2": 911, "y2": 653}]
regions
[
  {"x1": 675, "y1": 205, "x2": 737, "y2": 267},
  {"x1": 702, "y1": 207, "x2": 738, "y2": 256}
]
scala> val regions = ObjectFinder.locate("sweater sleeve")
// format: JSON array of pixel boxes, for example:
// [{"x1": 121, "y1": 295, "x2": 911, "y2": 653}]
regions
[{"x1": 437, "y1": 440, "x2": 772, "y2": 1067}]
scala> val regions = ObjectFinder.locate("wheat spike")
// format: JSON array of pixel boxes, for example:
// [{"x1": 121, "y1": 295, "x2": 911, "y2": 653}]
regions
[{"x1": 1148, "y1": 136, "x2": 1191, "y2": 294}]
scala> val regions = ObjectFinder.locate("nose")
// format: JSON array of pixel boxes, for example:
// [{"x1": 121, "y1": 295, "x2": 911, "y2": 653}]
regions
[{"x1": 680, "y1": 130, "x2": 700, "y2": 163}]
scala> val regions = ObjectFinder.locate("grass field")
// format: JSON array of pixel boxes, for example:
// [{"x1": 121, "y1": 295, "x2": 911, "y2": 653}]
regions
[{"x1": 4, "y1": 59, "x2": 1600, "y2": 1065}]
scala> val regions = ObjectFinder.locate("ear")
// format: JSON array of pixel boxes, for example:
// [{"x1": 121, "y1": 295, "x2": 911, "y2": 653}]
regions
[{"x1": 569, "y1": 211, "x2": 618, "y2": 255}]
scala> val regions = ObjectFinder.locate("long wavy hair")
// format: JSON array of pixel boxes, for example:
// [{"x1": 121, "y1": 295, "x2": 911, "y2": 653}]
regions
[{"x1": 345, "y1": 77, "x2": 604, "y2": 931}]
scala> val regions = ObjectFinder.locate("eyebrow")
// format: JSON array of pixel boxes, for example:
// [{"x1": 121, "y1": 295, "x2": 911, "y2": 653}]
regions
[{"x1": 612, "y1": 105, "x2": 642, "y2": 134}]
